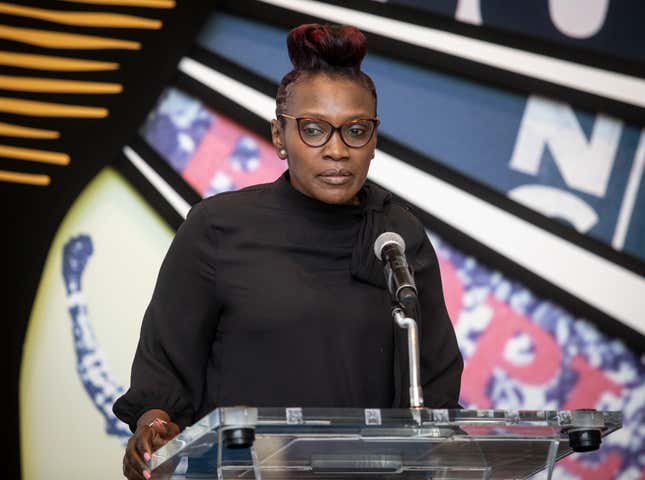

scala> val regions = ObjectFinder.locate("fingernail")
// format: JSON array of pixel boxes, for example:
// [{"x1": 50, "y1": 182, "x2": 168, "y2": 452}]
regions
[
  {"x1": 143, "y1": 469, "x2": 151, "y2": 479},
  {"x1": 144, "y1": 452, "x2": 151, "y2": 461}
]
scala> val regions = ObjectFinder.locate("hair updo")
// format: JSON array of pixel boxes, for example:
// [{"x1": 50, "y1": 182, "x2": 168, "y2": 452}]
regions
[{"x1": 276, "y1": 23, "x2": 377, "y2": 117}]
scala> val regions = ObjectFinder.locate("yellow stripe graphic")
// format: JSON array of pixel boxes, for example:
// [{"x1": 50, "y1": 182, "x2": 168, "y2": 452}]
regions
[
  {"x1": 0, "y1": 51, "x2": 118, "y2": 71},
  {"x1": 0, "y1": 75, "x2": 122, "y2": 94},
  {"x1": 0, "y1": 25, "x2": 140, "y2": 50},
  {"x1": 0, "y1": 122, "x2": 59, "y2": 139},
  {"x1": 0, "y1": 169, "x2": 50, "y2": 186},
  {"x1": 0, "y1": 97, "x2": 108, "y2": 117},
  {"x1": 61, "y1": 0, "x2": 175, "y2": 8},
  {"x1": 0, "y1": 3, "x2": 161, "y2": 29},
  {"x1": 0, "y1": 144, "x2": 70, "y2": 165}
]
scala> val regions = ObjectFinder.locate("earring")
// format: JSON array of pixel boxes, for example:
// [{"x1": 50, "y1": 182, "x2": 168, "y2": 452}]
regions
[{"x1": 279, "y1": 148, "x2": 287, "y2": 158}]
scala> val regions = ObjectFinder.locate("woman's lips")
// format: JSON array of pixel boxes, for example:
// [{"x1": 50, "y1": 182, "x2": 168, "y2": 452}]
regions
[{"x1": 319, "y1": 170, "x2": 352, "y2": 185}]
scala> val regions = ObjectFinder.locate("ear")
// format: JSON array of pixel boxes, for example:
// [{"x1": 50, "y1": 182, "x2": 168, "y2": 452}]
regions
[{"x1": 271, "y1": 119, "x2": 284, "y2": 152}]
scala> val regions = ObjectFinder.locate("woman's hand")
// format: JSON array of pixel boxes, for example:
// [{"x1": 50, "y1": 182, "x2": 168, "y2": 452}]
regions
[{"x1": 122, "y1": 409, "x2": 180, "y2": 479}]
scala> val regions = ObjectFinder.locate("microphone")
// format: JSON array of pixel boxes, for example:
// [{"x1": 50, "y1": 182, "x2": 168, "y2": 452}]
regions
[{"x1": 373, "y1": 232, "x2": 418, "y2": 308}]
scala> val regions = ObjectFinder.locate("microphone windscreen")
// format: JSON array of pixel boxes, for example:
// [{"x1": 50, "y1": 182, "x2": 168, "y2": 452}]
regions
[{"x1": 373, "y1": 232, "x2": 406, "y2": 261}]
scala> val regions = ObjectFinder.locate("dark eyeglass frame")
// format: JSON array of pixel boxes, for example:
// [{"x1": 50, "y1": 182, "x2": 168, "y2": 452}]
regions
[{"x1": 278, "y1": 113, "x2": 380, "y2": 149}]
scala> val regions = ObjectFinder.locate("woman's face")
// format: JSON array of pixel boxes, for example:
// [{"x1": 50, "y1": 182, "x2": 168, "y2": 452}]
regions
[{"x1": 271, "y1": 73, "x2": 377, "y2": 205}]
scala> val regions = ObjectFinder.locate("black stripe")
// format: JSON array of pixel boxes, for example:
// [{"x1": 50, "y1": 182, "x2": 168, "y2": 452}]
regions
[
  {"x1": 129, "y1": 134, "x2": 203, "y2": 206},
  {"x1": 114, "y1": 147, "x2": 187, "y2": 231}
]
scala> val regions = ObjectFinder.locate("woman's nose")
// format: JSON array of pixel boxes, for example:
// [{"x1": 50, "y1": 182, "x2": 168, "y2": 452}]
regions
[{"x1": 323, "y1": 129, "x2": 350, "y2": 160}]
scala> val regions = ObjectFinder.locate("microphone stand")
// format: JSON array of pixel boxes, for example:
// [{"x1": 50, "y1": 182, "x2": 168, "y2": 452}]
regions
[
  {"x1": 392, "y1": 307, "x2": 424, "y2": 409},
  {"x1": 374, "y1": 231, "x2": 424, "y2": 409}
]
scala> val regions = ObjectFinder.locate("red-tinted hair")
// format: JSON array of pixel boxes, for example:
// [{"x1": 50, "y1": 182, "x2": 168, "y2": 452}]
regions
[{"x1": 276, "y1": 24, "x2": 377, "y2": 116}]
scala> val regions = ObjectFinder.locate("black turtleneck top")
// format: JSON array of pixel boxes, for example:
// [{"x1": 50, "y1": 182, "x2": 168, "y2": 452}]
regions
[{"x1": 113, "y1": 172, "x2": 463, "y2": 432}]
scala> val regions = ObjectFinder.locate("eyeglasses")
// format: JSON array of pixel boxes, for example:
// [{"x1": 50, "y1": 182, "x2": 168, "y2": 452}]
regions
[{"x1": 278, "y1": 113, "x2": 379, "y2": 149}]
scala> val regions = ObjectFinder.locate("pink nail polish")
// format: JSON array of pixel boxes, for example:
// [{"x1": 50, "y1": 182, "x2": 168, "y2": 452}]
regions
[
  {"x1": 143, "y1": 469, "x2": 151, "y2": 479},
  {"x1": 144, "y1": 452, "x2": 151, "y2": 462}
]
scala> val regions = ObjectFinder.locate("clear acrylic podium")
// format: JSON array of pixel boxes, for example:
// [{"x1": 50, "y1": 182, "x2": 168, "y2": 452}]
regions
[{"x1": 148, "y1": 407, "x2": 622, "y2": 479}]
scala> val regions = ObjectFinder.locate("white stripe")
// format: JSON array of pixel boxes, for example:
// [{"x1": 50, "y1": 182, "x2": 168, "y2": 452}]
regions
[
  {"x1": 612, "y1": 129, "x2": 645, "y2": 249},
  {"x1": 122, "y1": 145, "x2": 191, "y2": 219},
  {"x1": 258, "y1": 0, "x2": 645, "y2": 109},
  {"x1": 179, "y1": 56, "x2": 645, "y2": 336},
  {"x1": 179, "y1": 57, "x2": 275, "y2": 120}
]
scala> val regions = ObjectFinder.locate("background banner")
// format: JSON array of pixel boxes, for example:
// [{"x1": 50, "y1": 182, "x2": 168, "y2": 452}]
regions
[{"x1": 6, "y1": 1, "x2": 644, "y2": 478}]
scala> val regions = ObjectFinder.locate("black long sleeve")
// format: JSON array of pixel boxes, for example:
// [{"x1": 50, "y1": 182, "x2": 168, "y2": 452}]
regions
[{"x1": 113, "y1": 202, "x2": 220, "y2": 431}]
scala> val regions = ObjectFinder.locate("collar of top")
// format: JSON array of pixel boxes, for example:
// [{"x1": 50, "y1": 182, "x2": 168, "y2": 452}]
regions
[{"x1": 272, "y1": 170, "x2": 390, "y2": 215}]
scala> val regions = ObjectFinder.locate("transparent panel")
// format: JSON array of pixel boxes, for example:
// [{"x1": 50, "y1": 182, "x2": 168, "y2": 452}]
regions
[{"x1": 149, "y1": 407, "x2": 622, "y2": 480}]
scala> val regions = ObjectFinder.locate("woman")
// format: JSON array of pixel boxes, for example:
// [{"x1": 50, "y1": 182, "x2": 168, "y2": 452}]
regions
[{"x1": 115, "y1": 23, "x2": 462, "y2": 480}]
